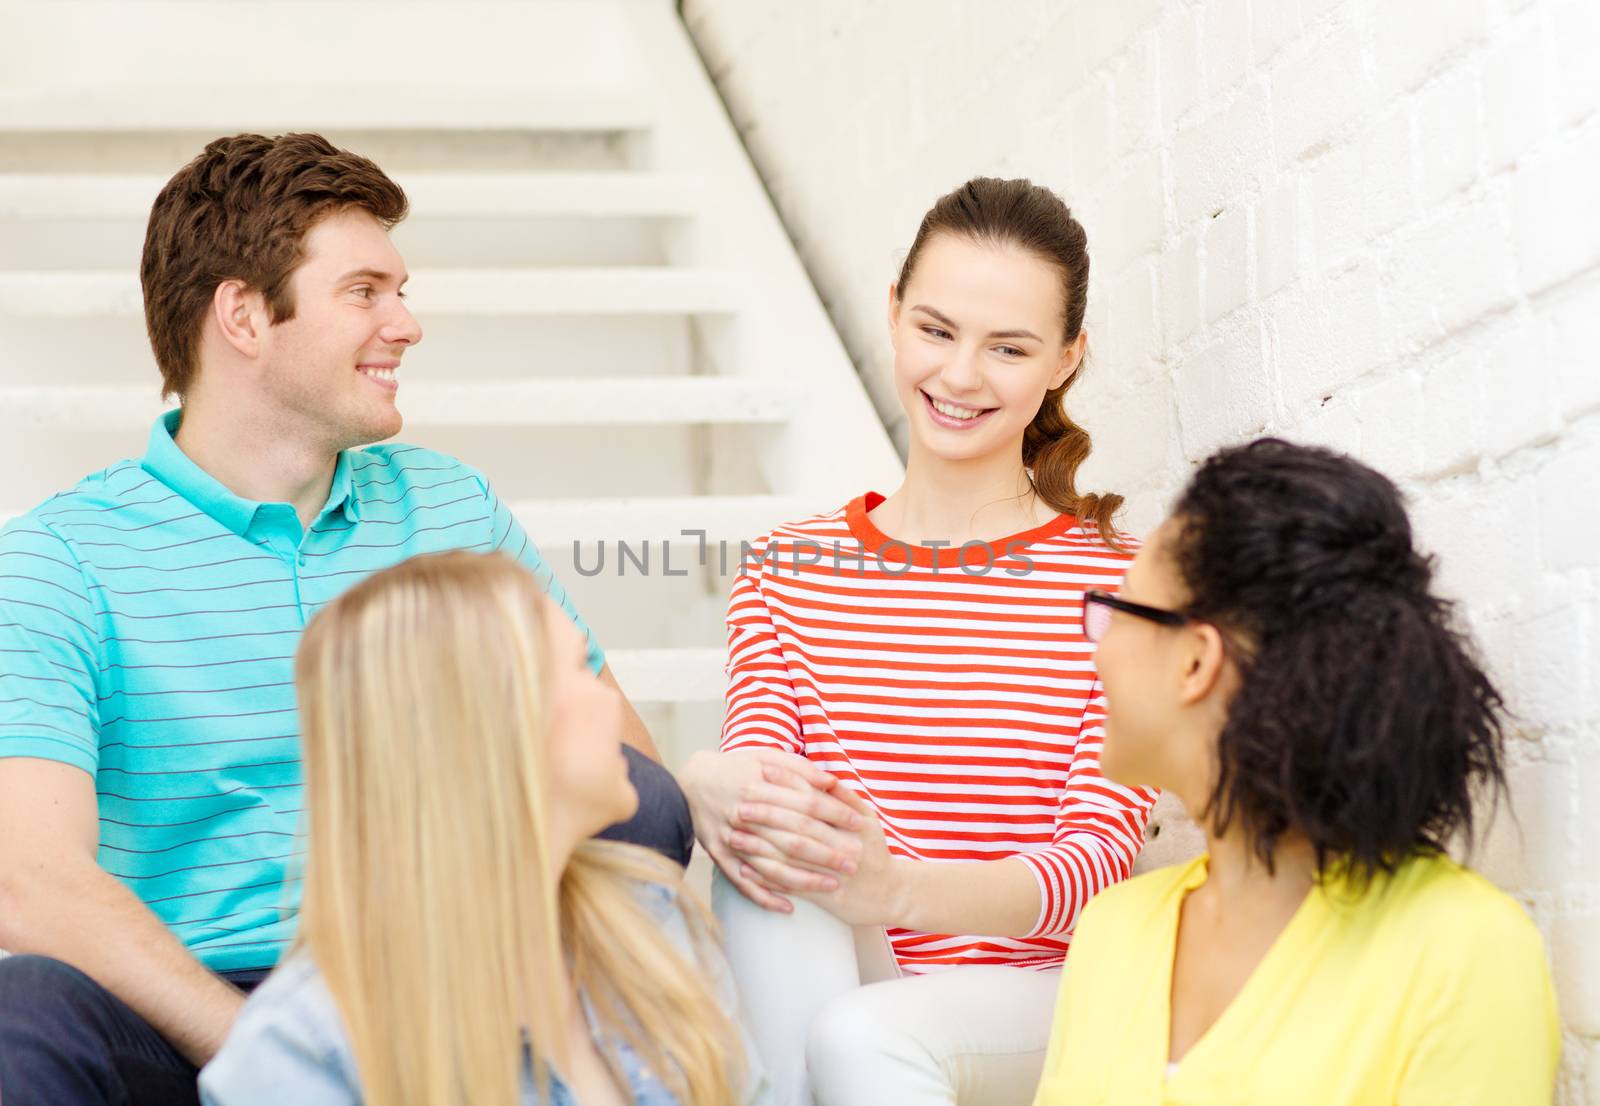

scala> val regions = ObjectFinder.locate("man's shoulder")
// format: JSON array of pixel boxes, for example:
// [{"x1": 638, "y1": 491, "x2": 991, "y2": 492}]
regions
[{"x1": 1, "y1": 458, "x2": 151, "y2": 551}]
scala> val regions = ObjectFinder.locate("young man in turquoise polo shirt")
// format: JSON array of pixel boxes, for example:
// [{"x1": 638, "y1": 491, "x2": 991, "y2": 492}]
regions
[{"x1": 0, "y1": 133, "x2": 692, "y2": 1106}]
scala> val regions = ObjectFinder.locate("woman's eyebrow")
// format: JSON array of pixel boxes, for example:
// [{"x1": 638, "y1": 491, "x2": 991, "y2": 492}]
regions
[
  {"x1": 910, "y1": 304, "x2": 1040, "y2": 342},
  {"x1": 988, "y1": 327, "x2": 1043, "y2": 342},
  {"x1": 910, "y1": 303, "x2": 959, "y2": 330}
]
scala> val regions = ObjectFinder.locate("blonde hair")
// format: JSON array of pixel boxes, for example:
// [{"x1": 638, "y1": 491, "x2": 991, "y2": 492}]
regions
[{"x1": 293, "y1": 550, "x2": 743, "y2": 1106}]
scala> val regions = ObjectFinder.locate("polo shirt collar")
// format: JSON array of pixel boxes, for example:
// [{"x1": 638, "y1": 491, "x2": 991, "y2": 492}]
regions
[
  {"x1": 141, "y1": 410, "x2": 360, "y2": 536},
  {"x1": 329, "y1": 451, "x2": 359, "y2": 524}
]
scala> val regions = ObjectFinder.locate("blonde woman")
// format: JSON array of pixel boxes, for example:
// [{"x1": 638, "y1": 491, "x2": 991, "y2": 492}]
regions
[{"x1": 200, "y1": 551, "x2": 765, "y2": 1106}]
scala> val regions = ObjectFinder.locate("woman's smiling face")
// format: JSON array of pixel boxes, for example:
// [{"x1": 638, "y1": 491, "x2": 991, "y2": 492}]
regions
[{"x1": 888, "y1": 233, "x2": 1083, "y2": 464}]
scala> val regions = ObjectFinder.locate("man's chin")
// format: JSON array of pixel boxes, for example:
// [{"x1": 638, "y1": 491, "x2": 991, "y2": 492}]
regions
[{"x1": 341, "y1": 411, "x2": 403, "y2": 449}]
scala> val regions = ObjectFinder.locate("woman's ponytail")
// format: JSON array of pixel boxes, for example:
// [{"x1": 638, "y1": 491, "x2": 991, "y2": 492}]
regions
[{"x1": 1024, "y1": 375, "x2": 1126, "y2": 549}]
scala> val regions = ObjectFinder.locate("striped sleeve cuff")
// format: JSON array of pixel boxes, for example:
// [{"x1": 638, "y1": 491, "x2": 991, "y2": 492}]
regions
[
  {"x1": 1016, "y1": 846, "x2": 1091, "y2": 940},
  {"x1": 0, "y1": 731, "x2": 98, "y2": 775}
]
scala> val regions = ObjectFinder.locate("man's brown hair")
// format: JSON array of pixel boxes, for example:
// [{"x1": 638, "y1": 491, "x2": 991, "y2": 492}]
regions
[{"x1": 140, "y1": 132, "x2": 409, "y2": 399}]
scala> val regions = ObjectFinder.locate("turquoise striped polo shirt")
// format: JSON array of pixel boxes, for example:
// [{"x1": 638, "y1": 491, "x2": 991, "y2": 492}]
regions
[{"x1": 0, "y1": 410, "x2": 603, "y2": 972}]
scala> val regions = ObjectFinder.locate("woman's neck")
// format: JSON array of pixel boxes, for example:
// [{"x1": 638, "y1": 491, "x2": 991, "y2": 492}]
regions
[
  {"x1": 875, "y1": 440, "x2": 1056, "y2": 545},
  {"x1": 1199, "y1": 825, "x2": 1319, "y2": 912}
]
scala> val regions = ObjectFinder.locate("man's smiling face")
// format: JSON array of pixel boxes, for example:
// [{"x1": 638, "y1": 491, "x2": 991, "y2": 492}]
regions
[{"x1": 254, "y1": 206, "x2": 423, "y2": 451}]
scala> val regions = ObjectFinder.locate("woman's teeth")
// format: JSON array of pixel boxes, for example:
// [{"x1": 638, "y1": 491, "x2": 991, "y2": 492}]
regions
[{"x1": 930, "y1": 396, "x2": 985, "y2": 420}]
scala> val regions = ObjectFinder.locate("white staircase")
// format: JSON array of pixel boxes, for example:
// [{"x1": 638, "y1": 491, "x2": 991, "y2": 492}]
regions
[{"x1": 0, "y1": 0, "x2": 903, "y2": 765}]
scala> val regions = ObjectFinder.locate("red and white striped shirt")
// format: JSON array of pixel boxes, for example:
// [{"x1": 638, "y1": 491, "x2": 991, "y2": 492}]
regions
[{"x1": 720, "y1": 493, "x2": 1157, "y2": 973}]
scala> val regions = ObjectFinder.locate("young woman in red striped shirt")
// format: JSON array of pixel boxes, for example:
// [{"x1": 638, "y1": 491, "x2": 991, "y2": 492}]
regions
[{"x1": 678, "y1": 178, "x2": 1158, "y2": 1106}]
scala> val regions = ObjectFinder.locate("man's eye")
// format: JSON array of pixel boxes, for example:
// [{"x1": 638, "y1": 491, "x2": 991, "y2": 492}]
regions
[{"x1": 352, "y1": 286, "x2": 373, "y2": 299}]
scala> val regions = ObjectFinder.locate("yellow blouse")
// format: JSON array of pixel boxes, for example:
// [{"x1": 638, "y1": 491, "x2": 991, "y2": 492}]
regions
[{"x1": 1033, "y1": 852, "x2": 1559, "y2": 1106}]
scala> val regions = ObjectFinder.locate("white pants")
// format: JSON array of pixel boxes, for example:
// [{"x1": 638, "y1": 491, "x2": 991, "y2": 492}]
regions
[{"x1": 712, "y1": 870, "x2": 1060, "y2": 1106}]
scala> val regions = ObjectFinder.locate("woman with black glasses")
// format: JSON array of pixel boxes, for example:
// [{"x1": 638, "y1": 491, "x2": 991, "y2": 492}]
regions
[{"x1": 1032, "y1": 438, "x2": 1560, "y2": 1106}]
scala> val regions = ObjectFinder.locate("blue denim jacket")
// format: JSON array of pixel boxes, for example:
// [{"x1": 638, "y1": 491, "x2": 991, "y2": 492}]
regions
[{"x1": 199, "y1": 883, "x2": 768, "y2": 1106}]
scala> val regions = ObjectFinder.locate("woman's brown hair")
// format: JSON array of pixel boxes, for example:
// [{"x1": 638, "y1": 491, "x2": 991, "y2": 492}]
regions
[{"x1": 897, "y1": 177, "x2": 1124, "y2": 547}]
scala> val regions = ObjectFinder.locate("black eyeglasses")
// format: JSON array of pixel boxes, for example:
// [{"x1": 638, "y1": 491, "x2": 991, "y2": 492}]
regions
[{"x1": 1081, "y1": 588, "x2": 1189, "y2": 643}]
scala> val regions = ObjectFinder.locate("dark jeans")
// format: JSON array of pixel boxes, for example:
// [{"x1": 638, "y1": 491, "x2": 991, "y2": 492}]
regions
[
  {"x1": 0, "y1": 956, "x2": 265, "y2": 1106},
  {"x1": 0, "y1": 749, "x2": 691, "y2": 1105}
]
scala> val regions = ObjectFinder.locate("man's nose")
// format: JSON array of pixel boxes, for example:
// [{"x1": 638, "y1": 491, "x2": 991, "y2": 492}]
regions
[{"x1": 384, "y1": 298, "x2": 423, "y2": 347}]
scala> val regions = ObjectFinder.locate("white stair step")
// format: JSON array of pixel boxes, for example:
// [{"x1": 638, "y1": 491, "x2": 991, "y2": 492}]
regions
[
  {"x1": 0, "y1": 378, "x2": 799, "y2": 431},
  {"x1": 512, "y1": 495, "x2": 818, "y2": 547},
  {"x1": 0, "y1": 172, "x2": 705, "y2": 220},
  {"x1": 0, "y1": 85, "x2": 653, "y2": 134},
  {"x1": 0, "y1": 269, "x2": 744, "y2": 318},
  {"x1": 404, "y1": 379, "x2": 795, "y2": 425},
  {"x1": 605, "y1": 647, "x2": 728, "y2": 704}
]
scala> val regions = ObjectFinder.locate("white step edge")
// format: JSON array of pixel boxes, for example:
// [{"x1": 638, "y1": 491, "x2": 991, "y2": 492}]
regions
[
  {"x1": 0, "y1": 269, "x2": 745, "y2": 318},
  {"x1": 511, "y1": 495, "x2": 819, "y2": 547},
  {"x1": 0, "y1": 86, "x2": 655, "y2": 133},
  {"x1": 0, "y1": 378, "x2": 800, "y2": 431},
  {"x1": 0, "y1": 171, "x2": 705, "y2": 220},
  {"x1": 604, "y1": 647, "x2": 728, "y2": 704}
]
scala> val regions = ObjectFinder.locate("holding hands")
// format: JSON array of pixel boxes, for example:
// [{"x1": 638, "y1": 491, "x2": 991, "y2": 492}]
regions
[{"x1": 679, "y1": 749, "x2": 905, "y2": 924}]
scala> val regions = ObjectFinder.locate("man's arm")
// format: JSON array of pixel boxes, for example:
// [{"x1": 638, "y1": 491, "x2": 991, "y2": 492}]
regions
[
  {"x1": 0, "y1": 758, "x2": 245, "y2": 1065},
  {"x1": 597, "y1": 662, "x2": 663, "y2": 762}
]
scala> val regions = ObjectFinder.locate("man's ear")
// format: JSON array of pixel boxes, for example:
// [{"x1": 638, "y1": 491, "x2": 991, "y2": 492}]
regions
[
  {"x1": 1049, "y1": 330, "x2": 1087, "y2": 391},
  {"x1": 1177, "y1": 622, "x2": 1230, "y2": 708},
  {"x1": 211, "y1": 279, "x2": 266, "y2": 359}
]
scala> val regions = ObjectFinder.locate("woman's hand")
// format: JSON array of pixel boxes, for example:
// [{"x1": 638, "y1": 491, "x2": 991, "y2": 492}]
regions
[
  {"x1": 733, "y1": 785, "x2": 909, "y2": 929},
  {"x1": 678, "y1": 748, "x2": 862, "y2": 913}
]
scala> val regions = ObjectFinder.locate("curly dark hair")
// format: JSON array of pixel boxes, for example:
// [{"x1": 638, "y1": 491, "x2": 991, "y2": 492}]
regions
[{"x1": 1169, "y1": 438, "x2": 1508, "y2": 884}]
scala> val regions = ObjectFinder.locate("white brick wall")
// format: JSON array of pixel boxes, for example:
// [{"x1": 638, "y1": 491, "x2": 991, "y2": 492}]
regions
[{"x1": 682, "y1": 0, "x2": 1600, "y2": 1098}]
